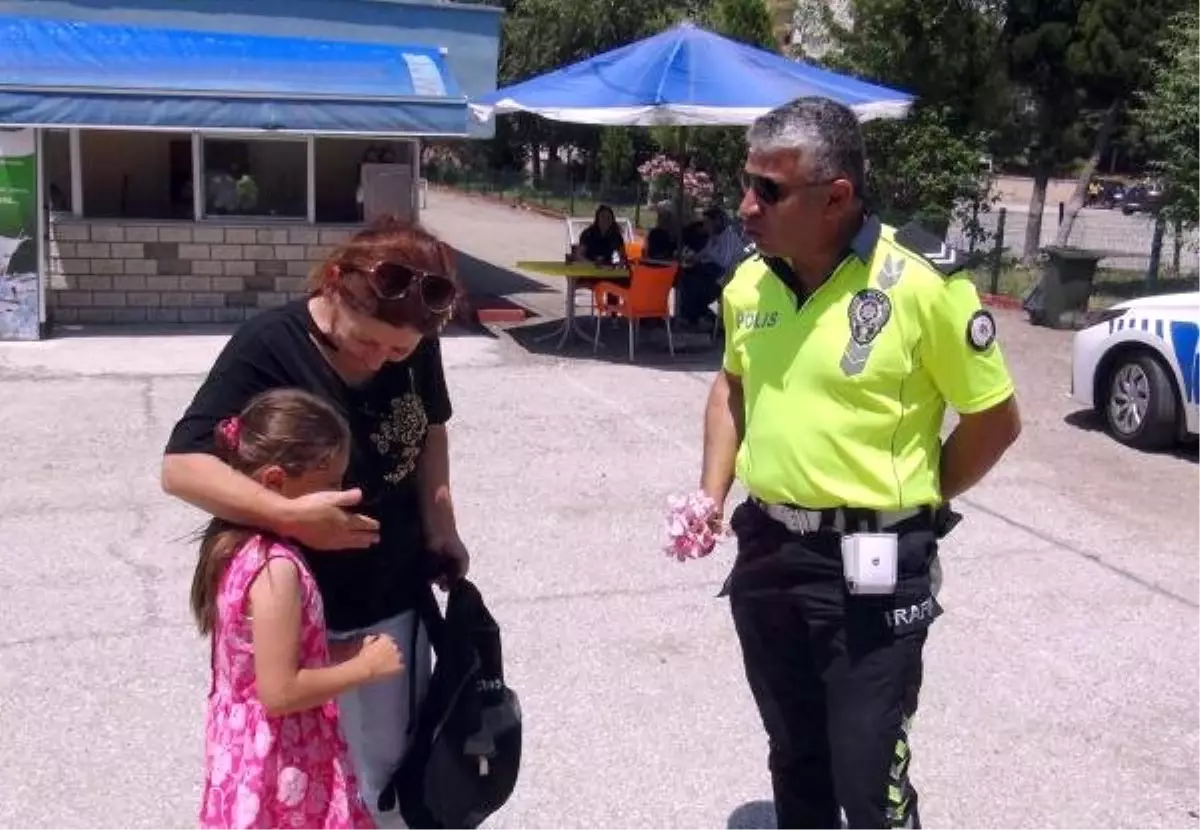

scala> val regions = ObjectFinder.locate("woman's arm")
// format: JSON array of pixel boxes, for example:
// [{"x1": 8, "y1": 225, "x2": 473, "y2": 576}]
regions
[
  {"x1": 413, "y1": 339, "x2": 467, "y2": 580},
  {"x1": 163, "y1": 453, "x2": 290, "y2": 531},
  {"x1": 162, "y1": 454, "x2": 379, "y2": 551},
  {"x1": 417, "y1": 424, "x2": 469, "y2": 581},
  {"x1": 251, "y1": 558, "x2": 402, "y2": 717},
  {"x1": 416, "y1": 424, "x2": 455, "y2": 536}
]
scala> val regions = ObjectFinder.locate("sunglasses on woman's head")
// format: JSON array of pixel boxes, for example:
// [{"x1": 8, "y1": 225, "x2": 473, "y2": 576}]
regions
[{"x1": 362, "y1": 260, "x2": 457, "y2": 314}]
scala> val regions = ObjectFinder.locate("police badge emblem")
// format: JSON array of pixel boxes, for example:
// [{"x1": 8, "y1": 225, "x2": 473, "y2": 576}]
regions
[
  {"x1": 966, "y1": 309, "x2": 997, "y2": 351},
  {"x1": 847, "y1": 288, "x2": 892, "y2": 345}
]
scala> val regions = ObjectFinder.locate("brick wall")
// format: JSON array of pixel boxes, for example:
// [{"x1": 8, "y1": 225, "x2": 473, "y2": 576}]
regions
[{"x1": 47, "y1": 219, "x2": 362, "y2": 325}]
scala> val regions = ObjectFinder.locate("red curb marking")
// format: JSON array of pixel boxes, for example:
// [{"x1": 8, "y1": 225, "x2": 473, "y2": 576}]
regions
[
  {"x1": 981, "y1": 293, "x2": 1024, "y2": 310},
  {"x1": 477, "y1": 308, "x2": 529, "y2": 324},
  {"x1": 465, "y1": 293, "x2": 532, "y2": 325}
]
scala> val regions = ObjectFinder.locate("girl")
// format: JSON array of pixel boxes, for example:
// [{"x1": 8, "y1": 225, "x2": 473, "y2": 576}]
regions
[{"x1": 192, "y1": 388, "x2": 403, "y2": 829}]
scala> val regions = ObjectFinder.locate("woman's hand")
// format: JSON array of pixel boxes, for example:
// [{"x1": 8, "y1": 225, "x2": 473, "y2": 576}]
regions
[
  {"x1": 278, "y1": 488, "x2": 381, "y2": 551},
  {"x1": 428, "y1": 531, "x2": 471, "y2": 588}
]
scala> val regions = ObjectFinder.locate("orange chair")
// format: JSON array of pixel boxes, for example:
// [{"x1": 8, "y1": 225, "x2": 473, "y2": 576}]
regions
[{"x1": 591, "y1": 259, "x2": 678, "y2": 361}]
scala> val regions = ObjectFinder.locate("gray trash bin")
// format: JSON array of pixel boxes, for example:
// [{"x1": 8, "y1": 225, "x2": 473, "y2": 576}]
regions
[{"x1": 1023, "y1": 246, "x2": 1104, "y2": 329}]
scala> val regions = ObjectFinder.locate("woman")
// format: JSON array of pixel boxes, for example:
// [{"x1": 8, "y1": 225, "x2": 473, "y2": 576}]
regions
[
  {"x1": 643, "y1": 201, "x2": 679, "y2": 262},
  {"x1": 161, "y1": 215, "x2": 469, "y2": 823},
  {"x1": 575, "y1": 204, "x2": 627, "y2": 265}
]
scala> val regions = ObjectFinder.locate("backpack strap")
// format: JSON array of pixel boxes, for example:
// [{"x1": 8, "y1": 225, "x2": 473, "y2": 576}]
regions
[{"x1": 407, "y1": 584, "x2": 444, "y2": 737}]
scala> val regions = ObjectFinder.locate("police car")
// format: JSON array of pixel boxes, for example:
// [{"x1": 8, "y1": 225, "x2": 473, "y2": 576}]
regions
[{"x1": 1070, "y1": 291, "x2": 1199, "y2": 450}]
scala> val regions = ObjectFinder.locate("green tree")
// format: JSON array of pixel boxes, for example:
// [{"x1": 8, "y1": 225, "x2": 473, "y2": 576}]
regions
[
  {"x1": 598, "y1": 127, "x2": 636, "y2": 189},
  {"x1": 824, "y1": 0, "x2": 1008, "y2": 135},
  {"x1": 1001, "y1": 0, "x2": 1082, "y2": 259},
  {"x1": 708, "y1": 0, "x2": 776, "y2": 47},
  {"x1": 862, "y1": 108, "x2": 995, "y2": 244},
  {"x1": 1056, "y1": 0, "x2": 1180, "y2": 244},
  {"x1": 1004, "y1": 0, "x2": 1180, "y2": 258},
  {"x1": 821, "y1": 0, "x2": 1005, "y2": 240},
  {"x1": 1133, "y1": 6, "x2": 1198, "y2": 230}
]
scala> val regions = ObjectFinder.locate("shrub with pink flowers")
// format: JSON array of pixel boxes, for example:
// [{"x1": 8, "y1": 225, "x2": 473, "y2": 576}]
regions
[
  {"x1": 637, "y1": 153, "x2": 715, "y2": 211},
  {"x1": 682, "y1": 168, "x2": 715, "y2": 206}
]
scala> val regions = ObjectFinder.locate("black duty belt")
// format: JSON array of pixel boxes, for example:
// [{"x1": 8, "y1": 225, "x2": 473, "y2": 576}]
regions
[{"x1": 751, "y1": 497, "x2": 932, "y2": 534}]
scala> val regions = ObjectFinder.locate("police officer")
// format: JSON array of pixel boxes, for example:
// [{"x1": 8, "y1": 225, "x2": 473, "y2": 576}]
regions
[{"x1": 700, "y1": 97, "x2": 1021, "y2": 829}]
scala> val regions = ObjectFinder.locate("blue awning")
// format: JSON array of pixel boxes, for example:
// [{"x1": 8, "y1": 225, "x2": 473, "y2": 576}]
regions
[{"x1": 0, "y1": 14, "x2": 469, "y2": 135}]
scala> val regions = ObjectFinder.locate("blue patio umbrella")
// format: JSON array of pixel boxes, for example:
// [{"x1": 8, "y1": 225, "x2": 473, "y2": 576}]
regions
[{"x1": 469, "y1": 21, "x2": 914, "y2": 127}]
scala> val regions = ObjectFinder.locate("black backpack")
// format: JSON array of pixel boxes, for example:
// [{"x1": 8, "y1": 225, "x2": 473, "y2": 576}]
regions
[{"x1": 377, "y1": 578, "x2": 522, "y2": 828}]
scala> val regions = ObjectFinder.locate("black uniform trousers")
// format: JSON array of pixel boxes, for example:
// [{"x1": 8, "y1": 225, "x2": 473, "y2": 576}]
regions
[{"x1": 723, "y1": 498, "x2": 944, "y2": 830}]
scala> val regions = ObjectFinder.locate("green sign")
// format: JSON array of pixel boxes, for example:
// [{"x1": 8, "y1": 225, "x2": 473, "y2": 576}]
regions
[{"x1": 0, "y1": 128, "x2": 40, "y2": 340}]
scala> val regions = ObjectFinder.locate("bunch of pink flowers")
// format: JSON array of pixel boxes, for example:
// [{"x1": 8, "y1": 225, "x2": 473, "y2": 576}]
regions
[
  {"x1": 682, "y1": 169, "x2": 715, "y2": 204},
  {"x1": 637, "y1": 153, "x2": 681, "y2": 182},
  {"x1": 638, "y1": 154, "x2": 715, "y2": 208},
  {"x1": 663, "y1": 490, "x2": 727, "y2": 562}
]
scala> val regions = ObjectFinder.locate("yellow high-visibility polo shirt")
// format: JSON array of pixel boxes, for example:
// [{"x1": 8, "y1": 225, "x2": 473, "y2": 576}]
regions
[{"x1": 722, "y1": 217, "x2": 1015, "y2": 510}]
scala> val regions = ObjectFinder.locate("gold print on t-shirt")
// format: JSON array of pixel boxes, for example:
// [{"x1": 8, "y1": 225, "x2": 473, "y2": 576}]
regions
[{"x1": 369, "y1": 371, "x2": 428, "y2": 484}]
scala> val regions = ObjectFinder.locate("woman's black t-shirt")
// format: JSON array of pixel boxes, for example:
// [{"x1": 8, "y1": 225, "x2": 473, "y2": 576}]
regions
[
  {"x1": 579, "y1": 224, "x2": 624, "y2": 263},
  {"x1": 164, "y1": 299, "x2": 451, "y2": 632}
]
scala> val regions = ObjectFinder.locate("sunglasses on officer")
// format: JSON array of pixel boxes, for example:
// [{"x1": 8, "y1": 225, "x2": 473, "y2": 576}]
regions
[
  {"x1": 741, "y1": 171, "x2": 839, "y2": 206},
  {"x1": 359, "y1": 259, "x2": 458, "y2": 315}
]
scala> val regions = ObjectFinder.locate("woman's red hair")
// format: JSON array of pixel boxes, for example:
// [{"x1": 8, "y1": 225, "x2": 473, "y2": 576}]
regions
[{"x1": 309, "y1": 214, "x2": 460, "y2": 334}]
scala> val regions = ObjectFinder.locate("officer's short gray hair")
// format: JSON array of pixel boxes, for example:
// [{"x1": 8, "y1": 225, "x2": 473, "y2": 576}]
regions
[{"x1": 746, "y1": 97, "x2": 866, "y2": 199}]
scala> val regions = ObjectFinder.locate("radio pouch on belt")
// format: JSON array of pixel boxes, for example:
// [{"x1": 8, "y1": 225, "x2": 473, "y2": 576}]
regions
[{"x1": 840, "y1": 510, "x2": 898, "y2": 596}]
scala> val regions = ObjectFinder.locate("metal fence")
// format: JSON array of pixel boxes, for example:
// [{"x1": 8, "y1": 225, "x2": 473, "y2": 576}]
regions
[
  {"x1": 947, "y1": 202, "x2": 1200, "y2": 279},
  {"x1": 422, "y1": 165, "x2": 647, "y2": 224}
]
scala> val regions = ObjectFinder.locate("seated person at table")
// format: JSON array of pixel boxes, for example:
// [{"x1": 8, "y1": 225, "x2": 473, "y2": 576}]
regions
[
  {"x1": 643, "y1": 202, "x2": 679, "y2": 262},
  {"x1": 680, "y1": 218, "x2": 710, "y2": 255},
  {"x1": 677, "y1": 206, "x2": 742, "y2": 329},
  {"x1": 575, "y1": 204, "x2": 628, "y2": 265}
]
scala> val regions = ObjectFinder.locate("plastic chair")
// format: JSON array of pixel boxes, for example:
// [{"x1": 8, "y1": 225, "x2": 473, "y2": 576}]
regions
[
  {"x1": 566, "y1": 216, "x2": 636, "y2": 314},
  {"x1": 591, "y1": 260, "x2": 678, "y2": 361}
]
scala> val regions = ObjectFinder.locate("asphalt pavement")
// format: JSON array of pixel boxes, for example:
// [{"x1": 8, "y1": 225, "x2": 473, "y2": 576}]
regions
[{"x1": 0, "y1": 189, "x2": 1196, "y2": 829}]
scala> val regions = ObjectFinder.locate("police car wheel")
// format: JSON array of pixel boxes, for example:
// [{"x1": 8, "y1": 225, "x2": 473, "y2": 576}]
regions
[{"x1": 1102, "y1": 351, "x2": 1179, "y2": 451}]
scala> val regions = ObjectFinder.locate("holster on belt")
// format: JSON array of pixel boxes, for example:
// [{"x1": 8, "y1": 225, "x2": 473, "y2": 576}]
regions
[{"x1": 933, "y1": 502, "x2": 963, "y2": 539}]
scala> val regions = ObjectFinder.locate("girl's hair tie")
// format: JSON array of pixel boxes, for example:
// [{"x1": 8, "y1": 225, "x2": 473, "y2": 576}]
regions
[{"x1": 216, "y1": 416, "x2": 242, "y2": 453}]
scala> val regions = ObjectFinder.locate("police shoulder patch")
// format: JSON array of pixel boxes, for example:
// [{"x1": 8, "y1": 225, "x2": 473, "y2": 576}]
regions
[
  {"x1": 966, "y1": 309, "x2": 997, "y2": 351},
  {"x1": 894, "y1": 222, "x2": 966, "y2": 277}
]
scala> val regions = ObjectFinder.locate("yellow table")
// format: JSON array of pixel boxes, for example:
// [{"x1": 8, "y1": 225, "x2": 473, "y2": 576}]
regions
[{"x1": 515, "y1": 260, "x2": 631, "y2": 349}]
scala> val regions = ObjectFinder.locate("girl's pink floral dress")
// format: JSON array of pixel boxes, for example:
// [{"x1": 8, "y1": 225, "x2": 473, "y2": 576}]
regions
[{"x1": 200, "y1": 536, "x2": 375, "y2": 829}]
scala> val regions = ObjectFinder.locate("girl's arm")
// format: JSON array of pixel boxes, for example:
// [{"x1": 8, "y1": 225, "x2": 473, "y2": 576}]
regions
[{"x1": 250, "y1": 558, "x2": 401, "y2": 717}]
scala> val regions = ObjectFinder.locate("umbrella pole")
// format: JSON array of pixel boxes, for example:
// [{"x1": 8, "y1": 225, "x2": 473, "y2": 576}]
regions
[{"x1": 675, "y1": 127, "x2": 687, "y2": 235}]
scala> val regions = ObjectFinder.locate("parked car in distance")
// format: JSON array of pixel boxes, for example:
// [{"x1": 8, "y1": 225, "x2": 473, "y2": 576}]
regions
[
  {"x1": 1071, "y1": 291, "x2": 1199, "y2": 450},
  {"x1": 1120, "y1": 181, "x2": 1164, "y2": 215}
]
